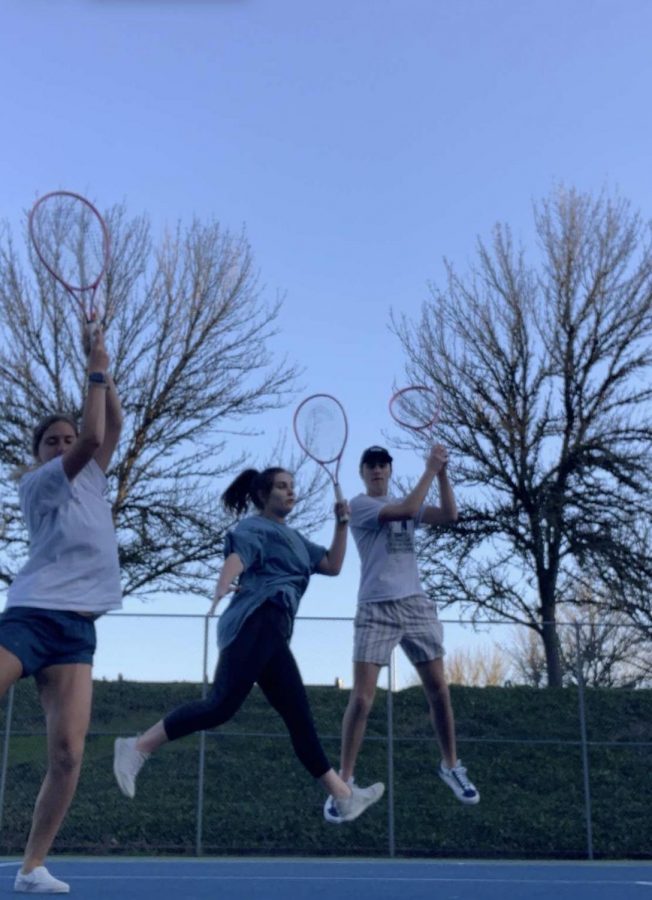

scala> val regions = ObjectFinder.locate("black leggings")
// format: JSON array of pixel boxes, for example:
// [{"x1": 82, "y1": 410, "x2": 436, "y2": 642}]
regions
[{"x1": 163, "y1": 601, "x2": 331, "y2": 778}]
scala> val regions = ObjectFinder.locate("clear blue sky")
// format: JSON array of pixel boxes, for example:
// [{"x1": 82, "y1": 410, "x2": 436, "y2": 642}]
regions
[{"x1": 2, "y1": 0, "x2": 652, "y2": 684}]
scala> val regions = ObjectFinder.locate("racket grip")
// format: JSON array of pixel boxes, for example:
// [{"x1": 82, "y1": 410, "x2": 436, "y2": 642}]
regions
[{"x1": 334, "y1": 482, "x2": 349, "y2": 524}]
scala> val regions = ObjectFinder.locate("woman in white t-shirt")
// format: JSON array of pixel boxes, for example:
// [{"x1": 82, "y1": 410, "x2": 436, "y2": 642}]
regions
[{"x1": 0, "y1": 327, "x2": 123, "y2": 895}]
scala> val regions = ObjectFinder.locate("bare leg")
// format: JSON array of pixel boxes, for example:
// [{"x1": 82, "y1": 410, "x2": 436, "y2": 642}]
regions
[
  {"x1": 416, "y1": 657, "x2": 457, "y2": 767},
  {"x1": 135, "y1": 720, "x2": 168, "y2": 754},
  {"x1": 319, "y1": 768, "x2": 353, "y2": 800},
  {"x1": 0, "y1": 645, "x2": 23, "y2": 697},
  {"x1": 339, "y1": 661, "x2": 381, "y2": 782},
  {"x1": 22, "y1": 664, "x2": 93, "y2": 872}
]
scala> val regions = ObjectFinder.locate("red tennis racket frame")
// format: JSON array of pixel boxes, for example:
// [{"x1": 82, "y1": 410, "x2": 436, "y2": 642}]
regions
[
  {"x1": 28, "y1": 190, "x2": 111, "y2": 325},
  {"x1": 389, "y1": 385, "x2": 441, "y2": 434},
  {"x1": 293, "y1": 393, "x2": 349, "y2": 523}
]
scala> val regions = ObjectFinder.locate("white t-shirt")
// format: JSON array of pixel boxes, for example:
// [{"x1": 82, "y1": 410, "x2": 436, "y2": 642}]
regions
[
  {"x1": 349, "y1": 493, "x2": 425, "y2": 603},
  {"x1": 6, "y1": 456, "x2": 122, "y2": 614}
]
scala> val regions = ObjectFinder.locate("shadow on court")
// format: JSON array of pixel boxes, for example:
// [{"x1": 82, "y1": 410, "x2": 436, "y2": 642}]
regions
[{"x1": 1, "y1": 858, "x2": 651, "y2": 899}]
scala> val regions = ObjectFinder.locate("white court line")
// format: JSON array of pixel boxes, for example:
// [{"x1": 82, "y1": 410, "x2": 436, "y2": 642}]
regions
[{"x1": 32, "y1": 874, "x2": 649, "y2": 886}]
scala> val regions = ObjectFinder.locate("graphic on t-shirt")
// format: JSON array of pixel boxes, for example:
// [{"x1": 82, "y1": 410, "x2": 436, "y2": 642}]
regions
[{"x1": 385, "y1": 519, "x2": 414, "y2": 554}]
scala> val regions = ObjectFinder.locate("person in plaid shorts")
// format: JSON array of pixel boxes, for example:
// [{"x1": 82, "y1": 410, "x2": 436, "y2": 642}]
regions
[{"x1": 324, "y1": 444, "x2": 479, "y2": 823}]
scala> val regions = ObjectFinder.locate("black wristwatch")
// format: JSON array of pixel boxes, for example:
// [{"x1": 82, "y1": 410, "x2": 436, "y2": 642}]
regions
[{"x1": 88, "y1": 371, "x2": 108, "y2": 385}]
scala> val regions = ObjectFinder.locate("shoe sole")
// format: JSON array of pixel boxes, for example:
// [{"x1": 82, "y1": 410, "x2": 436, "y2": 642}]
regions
[
  {"x1": 14, "y1": 879, "x2": 70, "y2": 893},
  {"x1": 15, "y1": 889, "x2": 69, "y2": 895}
]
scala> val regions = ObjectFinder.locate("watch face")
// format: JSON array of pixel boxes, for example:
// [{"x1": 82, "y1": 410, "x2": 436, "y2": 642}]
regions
[{"x1": 89, "y1": 372, "x2": 106, "y2": 383}]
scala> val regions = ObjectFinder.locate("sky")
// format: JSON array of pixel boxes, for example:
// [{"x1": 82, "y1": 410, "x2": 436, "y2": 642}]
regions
[{"x1": 2, "y1": 0, "x2": 652, "y2": 686}]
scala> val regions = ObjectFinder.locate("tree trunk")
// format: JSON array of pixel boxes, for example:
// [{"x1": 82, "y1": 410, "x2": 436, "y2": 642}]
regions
[{"x1": 541, "y1": 609, "x2": 563, "y2": 687}]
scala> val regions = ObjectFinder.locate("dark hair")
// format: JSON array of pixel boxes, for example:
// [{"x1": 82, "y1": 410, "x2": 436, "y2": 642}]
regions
[
  {"x1": 222, "y1": 467, "x2": 288, "y2": 515},
  {"x1": 31, "y1": 413, "x2": 78, "y2": 458},
  {"x1": 359, "y1": 445, "x2": 393, "y2": 473}
]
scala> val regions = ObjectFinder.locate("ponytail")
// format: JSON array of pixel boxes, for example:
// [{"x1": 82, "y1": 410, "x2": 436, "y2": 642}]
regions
[{"x1": 222, "y1": 467, "x2": 287, "y2": 515}]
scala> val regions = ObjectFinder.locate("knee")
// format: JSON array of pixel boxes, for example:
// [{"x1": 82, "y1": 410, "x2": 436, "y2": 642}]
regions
[
  {"x1": 48, "y1": 737, "x2": 85, "y2": 776},
  {"x1": 347, "y1": 691, "x2": 375, "y2": 720}
]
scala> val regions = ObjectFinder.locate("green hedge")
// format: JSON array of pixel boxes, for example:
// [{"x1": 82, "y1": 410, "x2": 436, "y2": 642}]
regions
[{"x1": 0, "y1": 681, "x2": 650, "y2": 859}]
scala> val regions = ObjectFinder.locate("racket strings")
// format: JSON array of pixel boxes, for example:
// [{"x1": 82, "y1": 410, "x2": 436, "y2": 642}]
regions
[
  {"x1": 390, "y1": 387, "x2": 440, "y2": 431},
  {"x1": 294, "y1": 399, "x2": 347, "y2": 463},
  {"x1": 31, "y1": 195, "x2": 108, "y2": 293}
]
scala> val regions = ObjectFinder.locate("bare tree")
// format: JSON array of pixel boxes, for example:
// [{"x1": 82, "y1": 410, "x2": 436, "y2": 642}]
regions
[
  {"x1": 503, "y1": 627, "x2": 548, "y2": 689},
  {"x1": 0, "y1": 202, "x2": 325, "y2": 597},
  {"x1": 443, "y1": 643, "x2": 510, "y2": 687},
  {"x1": 503, "y1": 605, "x2": 652, "y2": 689},
  {"x1": 393, "y1": 187, "x2": 652, "y2": 686}
]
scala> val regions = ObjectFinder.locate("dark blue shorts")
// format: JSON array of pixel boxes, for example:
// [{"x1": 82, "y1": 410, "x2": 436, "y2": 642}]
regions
[{"x1": 0, "y1": 607, "x2": 97, "y2": 678}]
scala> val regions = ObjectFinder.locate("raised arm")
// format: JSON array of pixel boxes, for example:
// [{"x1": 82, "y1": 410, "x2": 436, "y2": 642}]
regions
[
  {"x1": 420, "y1": 466, "x2": 458, "y2": 525},
  {"x1": 378, "y1": 445, "x2": 449, "y2": 523},
  {"x1": 94, "y1": 370, "x2": 124, "y2": 472},
  {"x1": 315, "y1": 500, "x2": 349, "y2": 576},
  {"x1": 61, "y1": 329, "x2": 110, "y2": 481}
]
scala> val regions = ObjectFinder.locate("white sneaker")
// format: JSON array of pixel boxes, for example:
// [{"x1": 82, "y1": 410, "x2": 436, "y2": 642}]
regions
[
  {"x1": 114, "y1": 736, "x2": 149, "y2": 798},
  {"x1": 333, "y1": 781, "x2": 385, "y2": 823},
  {"x1": 438, "y1": 759, "x2": 480, "y2": 805},
  {"x1": 323, "y1": 776, "x2": 354, "y2": 824},
  {"x1": 14, "y1": 866, "x2": 69, "y2": 893}
]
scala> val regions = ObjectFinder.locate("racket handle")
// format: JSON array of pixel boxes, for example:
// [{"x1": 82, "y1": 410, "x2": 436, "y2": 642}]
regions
[{"x1": 334, "y1": 482, "x2": 349, "y2": 524}]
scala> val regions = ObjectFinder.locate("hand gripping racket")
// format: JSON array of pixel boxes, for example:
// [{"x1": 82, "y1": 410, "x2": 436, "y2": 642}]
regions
[
  {"x1": 293, "y1": 393, "x2": 349, "y2": 524},
  {"x1": 29, "y1": 190, "x2": 110, "y2": 332}
]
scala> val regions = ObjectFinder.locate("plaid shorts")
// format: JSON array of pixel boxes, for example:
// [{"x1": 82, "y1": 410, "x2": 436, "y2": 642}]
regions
[{"x1": 353, "y1": 595, "x2": 445, "y2": 666}]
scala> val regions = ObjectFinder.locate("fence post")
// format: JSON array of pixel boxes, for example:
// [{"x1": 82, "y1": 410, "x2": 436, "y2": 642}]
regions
[
  {"x1": 386, "y1": 649, "x2": 396, "y2": 857},
  {"x1": 0, "y1": 685, "x2": 15, "y2": 833},
  {"x1": 573, "y1": 622, "x2": 594, "y2": 860},
  {"x1": 195, "y1": 615, "x2": 211, "y2": 857}
]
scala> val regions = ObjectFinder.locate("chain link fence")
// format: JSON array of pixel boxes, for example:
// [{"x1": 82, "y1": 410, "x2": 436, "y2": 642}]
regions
[{"x1": 0, "y1": 613, "x2": 650, "y2": 859}]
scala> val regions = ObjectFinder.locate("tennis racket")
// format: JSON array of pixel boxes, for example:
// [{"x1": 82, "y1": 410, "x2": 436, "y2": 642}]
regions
[
  {"x1": 29, "y1": 190, "x2": 110, "y2": 332},
  {"x1": 389, "y1": 385, "x2": 441, "y2": 436},
  {"x1": 293, "y1": 393, "x2": 349, "y2": 524}
]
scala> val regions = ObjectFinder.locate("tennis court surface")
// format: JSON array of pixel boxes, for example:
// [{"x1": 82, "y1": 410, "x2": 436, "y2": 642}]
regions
[{"x1": 2, "y1": 857, "x2": 650, "y2": 898}]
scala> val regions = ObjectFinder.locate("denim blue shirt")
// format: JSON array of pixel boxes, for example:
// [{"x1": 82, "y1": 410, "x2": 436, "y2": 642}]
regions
[{"x1": 217, "y1": 515, "x2": 326, "y2": 650}]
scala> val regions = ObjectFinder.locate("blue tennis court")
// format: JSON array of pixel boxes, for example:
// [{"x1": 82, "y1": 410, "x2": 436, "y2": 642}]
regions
[{"x1": 2, "y1": 858, "x2": 651, "y2": 899}]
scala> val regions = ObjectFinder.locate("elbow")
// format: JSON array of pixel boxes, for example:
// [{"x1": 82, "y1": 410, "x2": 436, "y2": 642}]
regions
[
  {"x1": 321, "y1": 556, "x2": 343, "y2": 576},
  {"x1": 441, "y1": 501, "x2": 458, "y2": 523}
]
